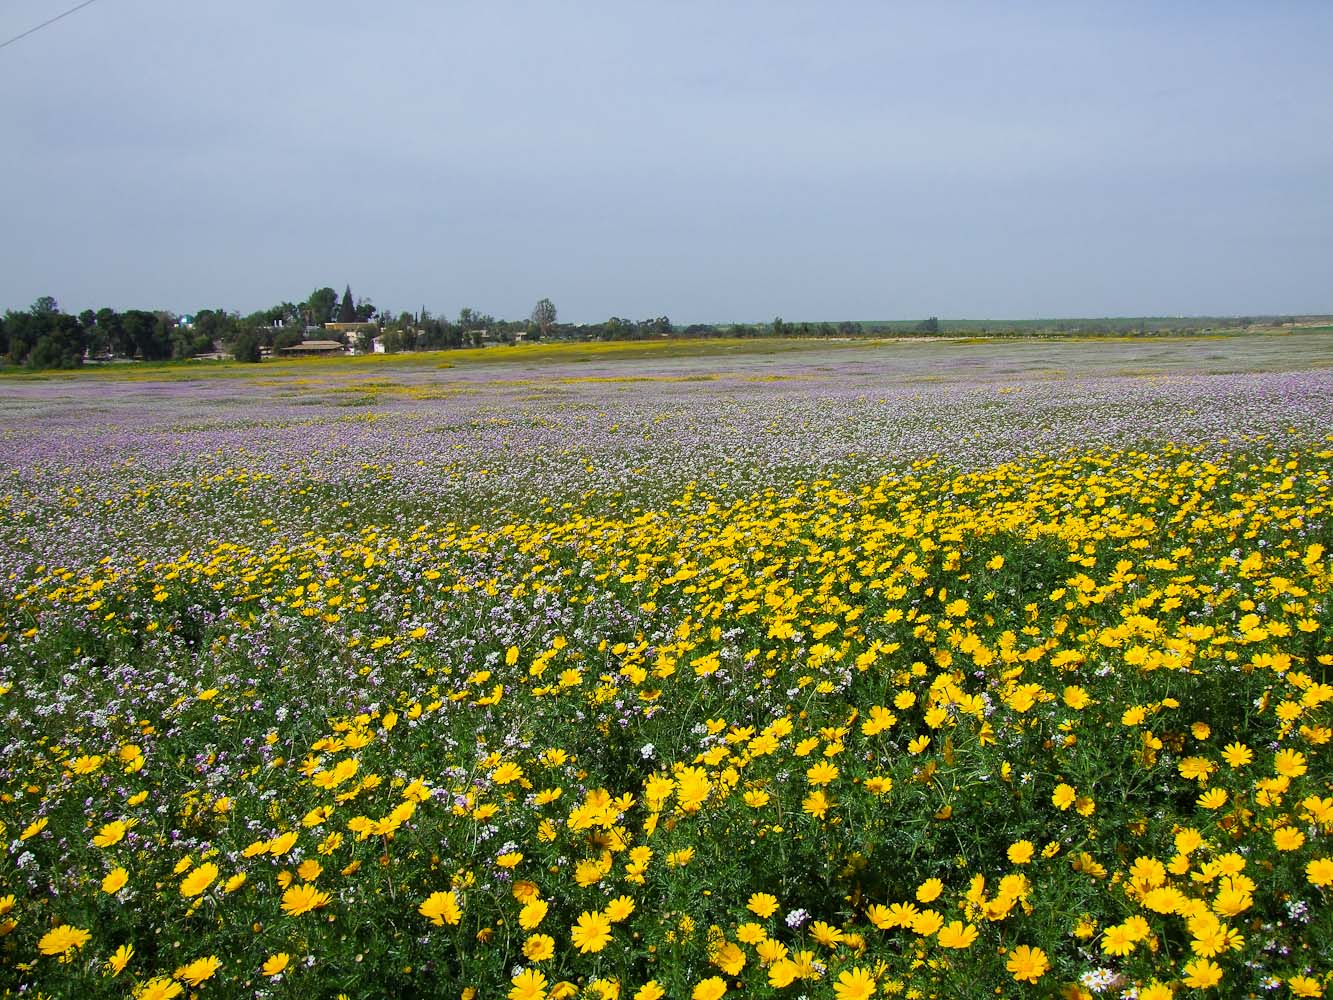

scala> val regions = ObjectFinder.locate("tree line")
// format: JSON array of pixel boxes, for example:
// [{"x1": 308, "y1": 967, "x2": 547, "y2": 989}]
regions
[
  {"x1": 0, "y1": 285, "x2": 687, "y2": 368},
  {"x1": 2, "y1": 287, "x2": 1316, "y2": 370}
]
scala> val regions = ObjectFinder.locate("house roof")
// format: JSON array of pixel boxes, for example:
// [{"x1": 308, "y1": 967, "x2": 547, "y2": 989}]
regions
[{"x1": 279, "y1": 340, "x2": 345, "y2": 351}]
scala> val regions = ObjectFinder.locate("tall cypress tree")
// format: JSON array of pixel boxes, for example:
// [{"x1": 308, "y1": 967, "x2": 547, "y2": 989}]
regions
[{"x1": 338, "y1": 285, "x2": 356, "y2": 323}]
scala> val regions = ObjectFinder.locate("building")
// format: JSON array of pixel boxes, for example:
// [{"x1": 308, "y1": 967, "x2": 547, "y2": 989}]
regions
[{"x1": 275, "y1": 340, "x2": 346, "y2": 357}]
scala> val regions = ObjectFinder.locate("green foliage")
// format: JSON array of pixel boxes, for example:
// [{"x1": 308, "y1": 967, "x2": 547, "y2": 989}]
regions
[
  {"x1": 308, "y1": 287, "x2": 338, "y2": 326},
  {"x1": 230, "y1": 329, "x2": 262, "y2": 363}
]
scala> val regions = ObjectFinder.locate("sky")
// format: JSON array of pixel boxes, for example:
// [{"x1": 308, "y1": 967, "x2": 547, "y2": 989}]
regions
[{"x1": 2, "y1": 1, "x2": 1331, "y2": 323}]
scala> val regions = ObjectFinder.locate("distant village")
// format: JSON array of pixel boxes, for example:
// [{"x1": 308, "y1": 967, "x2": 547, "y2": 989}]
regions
[{"x1": 2, "y1": 285, "x2": 1324, "y2": 370}]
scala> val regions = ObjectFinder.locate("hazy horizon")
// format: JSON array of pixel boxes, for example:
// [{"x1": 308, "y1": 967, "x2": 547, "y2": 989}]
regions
[{"x1": 3, "y1": 1, "x2": 1331, "y2": 323}]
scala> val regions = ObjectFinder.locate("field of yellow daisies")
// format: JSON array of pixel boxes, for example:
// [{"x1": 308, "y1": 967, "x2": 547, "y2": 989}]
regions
[{"x1": 2, "y1": 340, "x2": 1331, "y2": 999}]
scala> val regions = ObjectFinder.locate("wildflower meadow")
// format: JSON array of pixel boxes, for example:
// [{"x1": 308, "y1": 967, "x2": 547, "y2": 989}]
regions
[{"x1": 2, "y1": 336, "x2": 1332, "y2": 1000}]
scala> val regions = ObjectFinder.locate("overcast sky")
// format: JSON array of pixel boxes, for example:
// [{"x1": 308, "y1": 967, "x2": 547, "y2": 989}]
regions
[{"x1": 2, "y1": 1, "x2": 1331, "y2": 323}]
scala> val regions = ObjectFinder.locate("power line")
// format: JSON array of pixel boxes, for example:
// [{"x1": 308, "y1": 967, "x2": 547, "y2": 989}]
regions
[{"x1": 0, "y1": 0, "x2": 103, "y2": 52}]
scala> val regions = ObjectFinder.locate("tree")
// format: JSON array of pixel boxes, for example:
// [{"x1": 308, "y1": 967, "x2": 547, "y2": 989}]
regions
[
  {"x1": 96, "y1": 308, "x2": 132, "y2": 356},
  {"x1": 231, "y1": 329, "x2": 262, "y2": 363},
  {"x1": 915, "y1": 317, "x2": 940, "y2": 334},
  {"x1": 26, "y1": 313, "x2": 86, "y2": 369},
  {"x1": 272, "y1": 327, "x2": 303, "y2": 351},
  {"x1": 30, "y1": 295, "x2": 58, "y2": 317},
  {"x1": 530, "y1": 298, "x2": 557, "y2": 339},
  {"x1": 307, "y1": 287, "x2": 338, "y2": 326},
  {"x1": 120, "y1": 310, "x2": 172, "y2": 360},
  {"x1": 380, "y1": 327, "x2": 414, "y2": 353},
  {"x1": 772, "y1": 316, "x2": 788, "y2": 337},
  {"x1": 338, "y1": 285, "x2": 356, "y2": 323},
  {"x1": 458, "y1": 307, "x2": 492, "y2": 347},
  {"x1": 193, "y1": 309, "x2": 234, "y2": 348}
]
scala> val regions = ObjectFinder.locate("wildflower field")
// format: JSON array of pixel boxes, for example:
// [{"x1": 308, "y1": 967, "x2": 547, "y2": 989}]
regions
[{"x1": 2, "y1": 334, "x2": 1332, "y2": 1000}]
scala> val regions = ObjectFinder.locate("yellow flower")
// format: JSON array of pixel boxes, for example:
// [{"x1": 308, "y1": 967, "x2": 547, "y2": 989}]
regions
[
  {"x1": 736, "y1": 922, "x2": 767, "y2": 945},
  {"x1": 303, "y1": 805, "x2": 332, "y2": 827},
  {"x1": 748, "y1": 892, "x2": 779, "y2": 918},
  {"x1": 174, "y1": 955, "x2": 222, "y2": 986},
  {"x1": 102, "y1": 867, "x2": 129, "y2": 894},
  {"x1": 267, "y1": 830, "x2": 299, "y2": 856},
  {"x1": 936, "y1": 920, "x2": 977, "y2": 949},
  {"x1": 1175, "y1": 827, "x2": 1205, "y2": 854},
  {"x1": 20, "y1": 817, "x2": 48, "y2": 840},
  {"x1": 179, "y1": 862, "x2": 218, "y2": 898},
  {"x1": 1100, "y1": 923, "x2": 1136, "y2": 956},
  {"x1": 1181, "y1": 958, "x2": 1223, "y2": 989},
  {"x1": 523, "y1": 934, "x2": 555, "y2": 961},
  {"x1": 1274, "y1": 826, "x2": 1306, "y2": 851},
  {"x1": 281, "y1": 883, "x2": 331, "y2": 916},
  {"x1": 519, "y1": 897, "x2": 549, "y2": 930},
  {"x1": 136, "y1": 977, "x2": 184, "y2": 1000},
  {"x1": 70, "y1": 753, "x2": 103, "y2": 774},
  {"x1": 262, "y1": 953, "x2": 290, "y2": 977},
  {"x1": 666, "y1": 847, "x2": 694, "y2": 867},
  {"x1": 1275, "y1": 749, "x2": 1308, "y2": 777},
  {"x1": 297, "y1": 859, "x2": 323, "y2": 881},
  {"x1": 1221, "y1": 742, "x2": 1253, "y2": 768},
  {"x1": 833, "y1": 966, "x2": 877, "y2": 1000},
  {"x1": 1063, "y1": 685, "x2": 1091, "y2": 709},
  {"x1": 1121, "y1": 706, "x2": 1147, "y2": 726},
  {"x1": 509, "y1": 967, "x2": 549, "y2": 1000},
  {"x1": 1052, "y1": 783, "x2": 1077, "y2": 810},
  {"x1": 806, "y1": 760, "x2": 839, "y2": 785},
  {"x1": 811, "y1": 920, "x2": 844, "y2": 947},
  {"x1": 1005, "y1": 944, "x2": 1049, "y2": 983},
  {"x1": 1289, "y1": 975, "x2": 1324, "y2": 998},
  {"x1": 1306, "y1": 857, "x2": 1333, "y2": 887},
  {"x1": 634, "y1": 983, "x2": 665, "y2": 1000},
  {"x1": 915, "y1": 878, "x2": 943, "y2": 903},
  {"x1": 802, "y1": 789, "x2": 832, "y2": 819},
  {"x1": 1122, "y1": 915, "x2": 1153, "y2": 942},
  {"x1": 39, "y1": 924, "x2": 91, "y2": 956},
  {"x1": 512, "y1": 880, "x2": 541, "y2": 902},
  {"x1": 493, "y1": 762, "x2": 525, "y2": 785},
  {"x1": 713, "y1": 940, "x2": 746, "y2": 975},
  {"x1": 692, "y1": 977, "x2": 727, "y2": 1000},
  {"x1": 1007, "y1": 840, "x2": 1034, "y2": 865},
  {"x1": 606, "y1": 895, "x2": 636, "y2": 922},
  {"x1": 243, "y1": 839, "x2": 269, "y2": 858},
  {"x1": 93, "y1": 820, "x2": 127, "y2": 848},
  {"x1": 419, "y1": 890, "x2": 462, "y2": 926},
  {"x1": 571, "y1": 910, "x2": 613, "y2": 953},
  {"x1": 910, "y1": 909, "x2": 943, "y2": 936},
  {"x1": 224, "y1": 872, "x2": 248, "y2": 893},
  {"x1": 769, "y1": 959, "x2": 800, "y2": 987},
  {"x1": 1198, "y1": 787, "x2": 1228, "y2": 810},
  {"x1": 107, "y1": 942, "x2": 134, "y2": 976}
]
